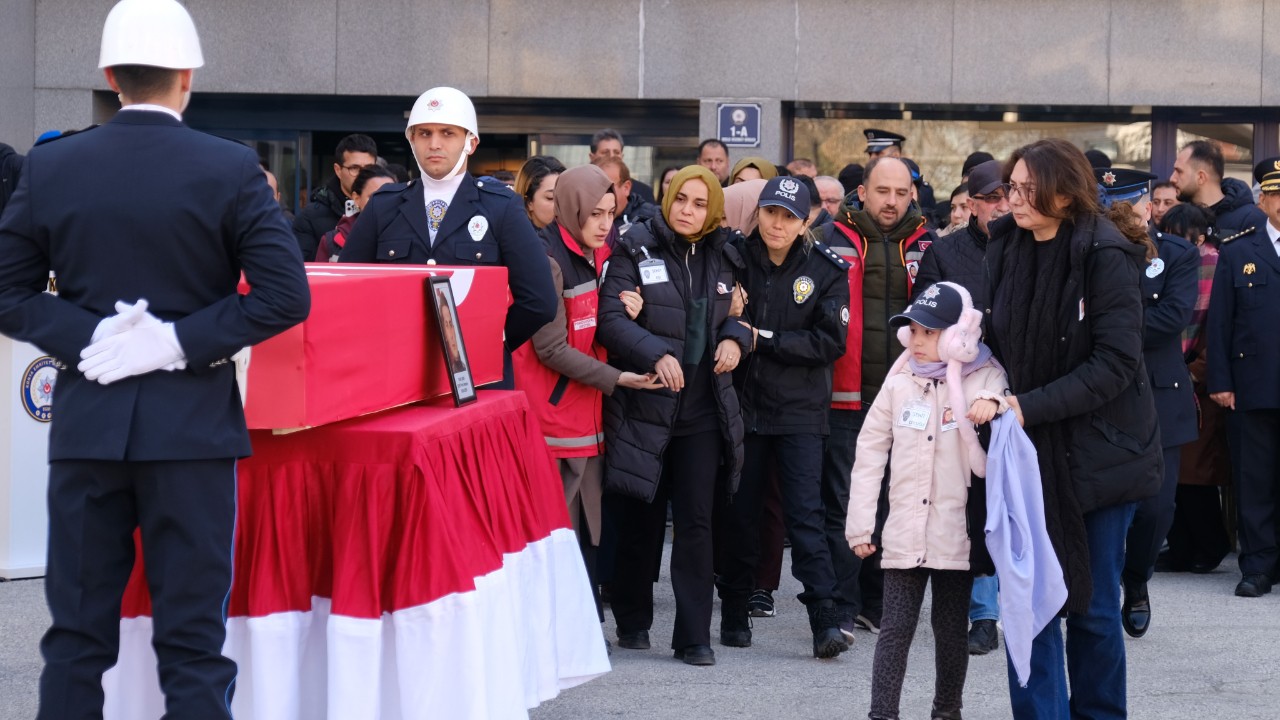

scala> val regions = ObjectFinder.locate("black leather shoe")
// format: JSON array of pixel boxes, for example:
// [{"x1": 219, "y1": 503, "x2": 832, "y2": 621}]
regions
[
  {"x1": 720, "y1": 596, "x2": 752, "y2": 647},
  {"x1": 1235, "y1": 574, "x2": 1273, "y2": 598},
  {"x1": 673, "y1": 644, "x2": 716, "y2": 666},
  {"x1": 616, "y1": 629, "x2": 651, "y2": 649},
  {"x1": 807, "y1": 600, "x2": 849, "y2": 659},
  {"x1": 1121, "y1": 583, "x2": 1150, "y2": 638},
  {"x1": 967, "y1": 619, "x2": 999, "y2": 654}
]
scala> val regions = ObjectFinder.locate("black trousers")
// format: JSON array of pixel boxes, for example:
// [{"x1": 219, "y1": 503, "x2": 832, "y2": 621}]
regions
[
  {"x1": 822, "y1": 408, "x2": 863, "y2": 611},
  {"x1": 1123, "y1": 445, "x2": 1180, "y2": 586},
  {"x1": 717, "y1": 432, "x2": 838, "y2": 606},
  {"x1": 1228, "y1": 409, "x2": 1280, "y2": 577},
  {"x1": 610, "y1": 430, "x2": 719, "y2": 649},
  {"x1": 39, "y1": 459, "x2": 238, "y2": 720}
]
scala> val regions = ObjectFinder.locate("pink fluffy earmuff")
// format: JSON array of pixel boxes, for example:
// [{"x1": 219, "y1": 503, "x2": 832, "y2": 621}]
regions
[{"x1": 889, "y1": 281, "x2": 990, "y2": 477}]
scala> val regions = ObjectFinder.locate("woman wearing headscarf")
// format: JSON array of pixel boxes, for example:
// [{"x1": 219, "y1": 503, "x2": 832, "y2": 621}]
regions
[
  {"x1": 716, "y1": 176, "x2": 852, "y2": 660},
  {"x1": 721, "y1": 178, "x2": 767, "y2": 235},
  {"x1": 730, "y1": 157, "x2": 778, "y2": 185},
  {"x1": 983, "y1": 139, "x2": 1161, "y2": 717},
  {"x1": 596, "y1": 166, "x2": 752, "y2": 667},
  {"x1": 514, "y1": 165, "x2": 660, "y2": 633}
]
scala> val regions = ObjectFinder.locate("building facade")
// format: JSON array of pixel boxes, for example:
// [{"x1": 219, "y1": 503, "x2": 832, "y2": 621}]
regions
[{"x1": 4, "y1": 0, "x2": 1279, "y2": 211}]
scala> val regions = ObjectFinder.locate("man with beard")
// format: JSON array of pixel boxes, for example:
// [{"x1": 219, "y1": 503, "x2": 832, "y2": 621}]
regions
[
  {"x1": 1171, "y1": 140, "x2": 1267, "y2": 237},
  {"x1": 816, "y1": 156, "x2": 937, "y2": 636},
  {"x1": 1150, "y1": 181, "x2": 1180, "y2": 227}
]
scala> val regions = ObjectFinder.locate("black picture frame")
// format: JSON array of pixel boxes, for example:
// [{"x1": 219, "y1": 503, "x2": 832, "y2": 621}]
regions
[{"x1": 426, "y1": 276, "x2": 477, "y2": 406}]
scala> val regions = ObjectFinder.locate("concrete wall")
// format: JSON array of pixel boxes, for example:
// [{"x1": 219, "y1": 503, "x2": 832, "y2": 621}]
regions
[
  {"x1": 0, "y1": 0, "x2": 36, "y2": 149},
  {"x1": 9, "y1": 0, "x2": 1280, "y2": 146}
]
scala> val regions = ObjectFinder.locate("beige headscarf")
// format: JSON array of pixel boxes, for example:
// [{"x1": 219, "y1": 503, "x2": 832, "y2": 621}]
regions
[
  {"x1": 661, "y1": 166, "x2": 725, "y2": 242},
  {"x1": 721, "y1": 178, "x2": 767, "y2": 234},
  {"x1": 552, "y1": 164, "x2": 614, "y2": 246},
  {"x1": 729, "y1": 157, "x2": 778, "y2": 184}
]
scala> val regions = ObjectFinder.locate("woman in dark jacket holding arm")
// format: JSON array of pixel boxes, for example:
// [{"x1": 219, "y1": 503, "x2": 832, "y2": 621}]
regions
[
  {"x1": 985, "y1": 139, "x2": 1161, "y2": 718},
  {"x1": 596, "y1": 165, "x2": 752, "y2": 667},
  {"x1": 715, "y1": 177, "x2": 853, "y2": 659}
]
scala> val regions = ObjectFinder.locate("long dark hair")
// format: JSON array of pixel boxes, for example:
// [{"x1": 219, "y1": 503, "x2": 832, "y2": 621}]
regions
[
  {"x1": 654, "y1": 165, "x2": 681, "y2": 204},
  {"x1": 1159, "y1": 202, "x2": 1216, "y2": 248}
]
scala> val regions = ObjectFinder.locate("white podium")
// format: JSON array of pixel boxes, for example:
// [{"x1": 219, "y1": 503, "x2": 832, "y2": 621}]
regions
[{"x1": 0, "y1": 337, "x2": 52, "y2": 579}]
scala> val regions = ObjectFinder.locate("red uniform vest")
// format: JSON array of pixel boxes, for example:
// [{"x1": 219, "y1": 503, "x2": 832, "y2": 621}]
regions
[
  {"x1": 513, "y1": 226, "x2": 611, "y2": 458},
  {"x1": 828, "y1": 222, "x2": 930, "y2": 410}
]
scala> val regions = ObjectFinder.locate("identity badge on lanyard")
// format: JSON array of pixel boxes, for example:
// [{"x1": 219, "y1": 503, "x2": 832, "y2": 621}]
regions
[
  {"x1": 897, "y1": 397, "x2": 931, "y2": 431},
  {"x1": 637, "y1": 246, "x2": 669, "y2": 285}
]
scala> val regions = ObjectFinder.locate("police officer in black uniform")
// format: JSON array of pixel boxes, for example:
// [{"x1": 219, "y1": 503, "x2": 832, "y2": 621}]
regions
[
  {"x1": 1093, "y1": 169, "x2": 1198, "y2": 635},
  {"x1": 339, "y1": 86, "x2": 557, "y2": 366},
  {"x1": 1208, "y1": 157, "x2": 1280, "y2": 598},
  {"x1": 0, "y1": 1, "x2": 310, "y2": 716}
]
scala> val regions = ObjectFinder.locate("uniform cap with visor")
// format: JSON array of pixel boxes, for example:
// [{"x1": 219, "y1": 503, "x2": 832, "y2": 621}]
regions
[
  {"x1": 757, "y1": 176, "x2": 810, "y2": 221},
  {"x1": 98, "y1": 0, "x2": 204, "y2": 69}
]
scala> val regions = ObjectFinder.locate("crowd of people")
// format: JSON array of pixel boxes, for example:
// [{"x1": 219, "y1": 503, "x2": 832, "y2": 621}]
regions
[{"x1": 1, "y1": 2, "x2": 1276, "y2": 719}]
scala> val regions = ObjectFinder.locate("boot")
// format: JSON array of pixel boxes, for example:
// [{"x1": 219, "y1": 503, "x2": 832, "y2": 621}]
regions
[
  {"x1": 719, "y1": 595, "x2": 752, "y2": 647},
  {"x1": 807, "y1": 599, "x2": 848, "y2": 659}
]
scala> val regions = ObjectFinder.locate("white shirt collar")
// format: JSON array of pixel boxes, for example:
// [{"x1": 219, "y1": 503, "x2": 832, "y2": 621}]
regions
[
  {"x1": 120, "y1": 104, "x2": 183, "y2": 122},
  {"x1": 1268, "y1": 219, "x2": 1280, "y2": 255}
]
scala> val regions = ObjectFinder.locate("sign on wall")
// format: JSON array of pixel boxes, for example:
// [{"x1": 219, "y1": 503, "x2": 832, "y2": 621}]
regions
[{"x1": 717, "y1": 103, "x2": 761, "y2": 148}]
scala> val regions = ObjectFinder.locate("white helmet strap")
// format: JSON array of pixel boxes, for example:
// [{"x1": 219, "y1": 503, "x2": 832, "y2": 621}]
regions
[{"x1": 417, "y1": 131, "x2": 475, "y2": 182}]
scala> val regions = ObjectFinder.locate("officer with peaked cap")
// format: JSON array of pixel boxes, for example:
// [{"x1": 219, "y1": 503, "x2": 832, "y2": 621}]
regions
[
  {"x1": 1205, "y1": 157, "x2": 1280, "y2": 598},
  {"x1": 339, "y1": 86, "x2": 557, "y2": 372},
  {"x1": 1095, "y1": 167, "x2": 1199, "y2": 635},
  {"x1": 864, "y1": 128, "x2": 906, "y2": 159},
  {"x1": 0, "y1": 0, "x2": 310, "y2": 716}
]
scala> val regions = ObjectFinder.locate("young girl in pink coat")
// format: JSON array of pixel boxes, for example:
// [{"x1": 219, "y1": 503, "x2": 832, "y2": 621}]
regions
[{"x1": 846, "y1": 281, "x2": 1009, "y2": 720}]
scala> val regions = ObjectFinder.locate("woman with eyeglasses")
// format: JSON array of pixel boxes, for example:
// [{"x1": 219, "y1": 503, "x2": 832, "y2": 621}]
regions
[
  {"x1": 596, "y1": 165, "x2": 752, "y2": 667},
  {"x1": 983, "y1": 138, "x2": 1161, "y2": 718},
  {"x1": 515, "y1": 155, "x2": 566, "y2": 229}
]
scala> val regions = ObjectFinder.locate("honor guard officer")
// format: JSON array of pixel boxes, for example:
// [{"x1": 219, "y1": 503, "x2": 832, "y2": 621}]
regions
[
  {"x1": 1094, "y1": 169, "x2": 1199, "y2": 636},
  {"x1": 864, "y1": 129, "x2": 905, "y2": 159},
  {"x1": 339, "y1": 86, "x2": 557, "y2": 372},
  {"x1": 0, "y1": 0, "x2": 311, "y2": 717},
  {"x1": 1207, "y1": 157, "x2": 1280, "y2": 598}
]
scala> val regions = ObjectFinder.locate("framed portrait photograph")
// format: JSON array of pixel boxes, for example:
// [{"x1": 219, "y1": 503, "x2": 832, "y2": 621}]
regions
[{"x1": 426, "y1": 276, "x2": 477, "y2": 406}]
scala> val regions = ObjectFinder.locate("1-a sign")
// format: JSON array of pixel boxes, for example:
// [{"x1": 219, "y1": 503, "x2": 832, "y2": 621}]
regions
[{"x1": 717, "y1": 103, "x2": 761, "y2": 148}]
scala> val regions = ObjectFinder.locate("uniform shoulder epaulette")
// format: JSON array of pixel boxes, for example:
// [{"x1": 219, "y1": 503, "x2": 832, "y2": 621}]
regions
[
  {"x1": 814, "y1": 240, "x2": 850, "y2": 270},
  {"x1": 475, "y1": 178, "x2": 514, "y2": 196},
  {"x1": 33, "y1": 125, "x2": 98, "y2": 146},
  {"x1": 1218, "y1": 227, "x2": 1254, "y2": 244}
]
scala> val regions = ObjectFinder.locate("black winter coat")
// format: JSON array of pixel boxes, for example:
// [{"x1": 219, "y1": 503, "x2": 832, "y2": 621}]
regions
[
  {"x1": 596, "y1": 217, "x2": 752, "y2": 503},
  {"x1": 734, "y1": 232, "x2": 850, "y2": 435},
  {"x1": 0, "y1": 143, "x2": 23, "y2": 219},
  {"x1": 292, "y1": 176, "x2": 345, "y2": 262},
  {"x1": 1209, "y1": 177, "x2": 1268, "y2": 238},
  {"x1": 912, "y1": 216, "x2": 990, "y2": 310},
  {"x1": 984, "y1": 213, "x2": 1162, "y2": 513}
]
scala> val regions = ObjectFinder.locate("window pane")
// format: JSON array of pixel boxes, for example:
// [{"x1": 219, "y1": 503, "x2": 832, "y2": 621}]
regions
[{"x1": 1176, "y1": 123, "x2": 1253, "y2": 186}]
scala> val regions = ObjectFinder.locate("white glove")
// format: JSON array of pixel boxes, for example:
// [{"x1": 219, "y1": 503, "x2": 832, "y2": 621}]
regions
[
  {"x1": 91, "y1": 299, "x2": 159, "y2": 343},
  {"x1": 78, "y1": 322, "x2": 188, "y2": 385}
]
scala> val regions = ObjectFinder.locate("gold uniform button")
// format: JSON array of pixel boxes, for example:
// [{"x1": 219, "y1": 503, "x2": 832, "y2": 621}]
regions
[
  {"x1": 427, "y1": 259, "x2": 437, "y2": 266},
  {"x1": 1248, "y1": 282, "x2": 1253, "y2": 288}
]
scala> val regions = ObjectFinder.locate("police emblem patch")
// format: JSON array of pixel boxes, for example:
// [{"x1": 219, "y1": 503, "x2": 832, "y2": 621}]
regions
[
  {"x1": 779, "y1": 178, "x2": 800, "y2": 195},
  {"x1": 1244, "y1": 262, "x2": 1257, "y2": 275},
  {"x1": 840, "y1": 305, "x2": 850, "y2": 326},
  {"x1": 21, "y1": 356, "x2": 56, "y2": 423},
  {"x1": 923, "y1": 285, "x2": 941, "y2": 299},
  {"x1": 793, "y1": 276, "x2": 815, "y2": 304},
  {"x1": 468, "y1": 215, "x2": 489, "y2": 241},
  {"x1": 1102, "y1": 171, "x2": 1117, "y2": 186}
]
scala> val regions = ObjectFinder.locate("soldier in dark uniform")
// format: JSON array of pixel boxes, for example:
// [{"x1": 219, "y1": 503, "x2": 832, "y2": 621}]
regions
[
  {"x1": 1093, "y1": 170, "x2": 1198, "y2": 636},
  {"x1": 1207, "y1": 157, "x2": 1280, "y2": 598},
  {"x1": 0, "y1": 1, "x2": 310, "y2": 716},
  {"x1": 339, "y1": 86, "x2": 557, "y2": 371}
]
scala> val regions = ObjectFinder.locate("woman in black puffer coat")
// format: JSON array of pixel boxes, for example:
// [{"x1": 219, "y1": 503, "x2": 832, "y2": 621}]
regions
[
  {"x1": 596, "y1": 165, "x2": 751, "y2": 667},
  {"x1": 984, "y1": 139, "x2": 1161, "y2": 718}
]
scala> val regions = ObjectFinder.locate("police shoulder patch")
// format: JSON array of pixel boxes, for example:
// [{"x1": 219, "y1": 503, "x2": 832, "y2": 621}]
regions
[{"x1": 814, "y1": 241, "x2": 850, "y2": 271}]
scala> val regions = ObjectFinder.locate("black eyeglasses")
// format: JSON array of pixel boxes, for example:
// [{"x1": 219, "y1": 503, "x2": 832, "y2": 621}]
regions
[
  {"x1": 971, "y1": 192, "x2": 1008, "y2": 204},
  {"x1": 1002, "y1": 182, "x2": 1035, "y2": 201}
]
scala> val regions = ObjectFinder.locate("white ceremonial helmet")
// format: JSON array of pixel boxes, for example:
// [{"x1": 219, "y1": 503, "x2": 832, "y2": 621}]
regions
[
  {"x1": 98, "y1": 0, "x2": 204, "y2": 69},
  {"x1": 405, "y1": 87, "x2": 480, "y2": 141}
]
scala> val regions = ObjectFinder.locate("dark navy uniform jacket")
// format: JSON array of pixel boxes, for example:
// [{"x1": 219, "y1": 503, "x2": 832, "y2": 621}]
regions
[
  {"x1": 338, "y1": 173, "x2": 556, "y2": 351},
  {"x1": 0, "y1": 110, "x2": 311, "y2": 462},
  {"x1": 1142, "y1": 229, "x2": 1198, "y2": 447},
  {"x1": 1207, "y1": 225, "x2": 1280, "y2": 411}
]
